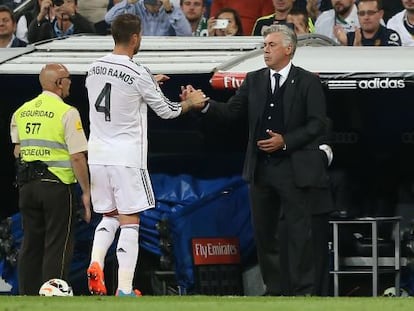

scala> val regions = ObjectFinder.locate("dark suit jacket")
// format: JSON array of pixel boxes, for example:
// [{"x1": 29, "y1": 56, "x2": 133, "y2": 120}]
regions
[
  {"x1": 27, "y1": 13, "x2": 95, "y2": 44},
  {"x1": 206, "y1": 65, "x2": 330, "y2": 188},
  {"x1": 11, "y1": 37, "x2": 27, "y2": 47}
]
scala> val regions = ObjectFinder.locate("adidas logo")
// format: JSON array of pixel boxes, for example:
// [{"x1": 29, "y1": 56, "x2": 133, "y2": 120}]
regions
[{"x1": 328, "y1": 78, "x2": 405, "y2": 90}]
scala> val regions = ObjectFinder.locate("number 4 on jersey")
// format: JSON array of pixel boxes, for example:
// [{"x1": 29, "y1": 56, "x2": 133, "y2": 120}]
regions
[{"x1": 95, "y1": 83, "x2": 111, "y2": 121}]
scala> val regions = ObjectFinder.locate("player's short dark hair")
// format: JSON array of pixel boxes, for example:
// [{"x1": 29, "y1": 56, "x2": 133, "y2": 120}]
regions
[{"x1": 111, "y1": 14, "x2": 142, "y2": 44}]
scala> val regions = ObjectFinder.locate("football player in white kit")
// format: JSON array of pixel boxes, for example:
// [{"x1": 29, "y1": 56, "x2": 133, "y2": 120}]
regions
[{"x1": 85, "y1": 13, "x2": 208, "y2": 296}]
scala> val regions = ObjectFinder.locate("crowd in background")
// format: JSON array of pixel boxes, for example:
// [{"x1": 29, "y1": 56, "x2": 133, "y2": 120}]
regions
[{"x1": 0, "y1": 0, "x2": 412, "y2": 47}]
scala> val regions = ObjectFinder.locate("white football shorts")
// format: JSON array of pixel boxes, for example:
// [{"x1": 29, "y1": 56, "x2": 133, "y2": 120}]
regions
[{"x1": 89, "y1": 164, "x2": 155, "y2": 215}]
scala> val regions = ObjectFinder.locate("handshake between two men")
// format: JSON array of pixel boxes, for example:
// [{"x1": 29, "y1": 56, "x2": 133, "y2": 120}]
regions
[{"x1": 178, "y1": 84, "x2": 210, "y2": 114}]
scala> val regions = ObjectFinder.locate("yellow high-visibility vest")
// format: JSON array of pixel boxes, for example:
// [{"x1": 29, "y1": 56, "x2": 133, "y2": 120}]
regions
[{"x1": 15, "y1": 93, "x2": 76, "y2": 184}]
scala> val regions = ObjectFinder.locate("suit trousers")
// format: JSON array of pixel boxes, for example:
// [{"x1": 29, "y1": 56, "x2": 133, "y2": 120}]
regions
[
  {"x1": 250, "y1": 157, "x2": 314, "y2": 296},
  {"x1": 18, "y1": 179, "x2": 76, "y2": 295}
]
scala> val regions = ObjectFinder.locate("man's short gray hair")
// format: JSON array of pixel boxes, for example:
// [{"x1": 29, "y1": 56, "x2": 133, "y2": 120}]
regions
[{"x1": 262, "y1": 24, "x2": 297, "y2": 57}]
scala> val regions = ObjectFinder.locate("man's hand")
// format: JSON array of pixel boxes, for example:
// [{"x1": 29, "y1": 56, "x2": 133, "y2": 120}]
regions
[
  {"x1": 160, "y1": 0, "x2": 172, "y2": 11},
  {"x1": 353, "y1": 28, "x2": 362, "y2": 46},
  {"x1": 257, "y1": 130, "x2": 285, "y2": 153},
  {"x1": 55, "y1": 1, "x2": 76, "y2": 17},
  {"x1": 38, "y1": 0, "x2": 53, "y2": 21},
  {"x1": 185, "y1": 89, "x2": 209, "y2": 109},
  {"x1": 154, "y1": 74, "x2": 170, "y2": 85},
  {"x1": 179, "y1": 84, "x2": 194, "y2": 101},
  {"x1": 207, "y1": 17, "x2": 216, "y2": 36},
  {"x1": 333, "y1": 25, "x2": 347, "y2": 45},
  {"x1": 180, "y1": 86, "x2": 209, "y2": 113}
]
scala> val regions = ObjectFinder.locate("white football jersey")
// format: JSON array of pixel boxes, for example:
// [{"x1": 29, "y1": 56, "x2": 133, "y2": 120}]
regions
[
  {"x1": 387, "y1": 10, "x2": 414, "y2": 47},
  {"x1": 86, "y1": 53, "x2": 182, "y2": 168}
]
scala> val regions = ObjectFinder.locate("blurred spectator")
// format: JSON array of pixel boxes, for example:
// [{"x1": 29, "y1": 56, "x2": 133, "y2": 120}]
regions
[
  {"x1": 294, "y1": 0, "x2": 332, "y2": 21},
  {"x1": 210, "y1": 0, "x2": 274, "y2": 35},
  {"x1": 386, "y1": 0, "x2": 414, "y2": 46},
  {"x1": 169, "y1": 0, "x2": 179, "y2": 6},
  {"x1": 207, "y1": 7, "x2": 242, "y2": 36},
  {"x1": 0, "y1": 4, "x2": 27, "y2": 47},
  {"x1": 287, "y1": 7, "x2": 310, "y2": 35},
  {"x1": 27, "y1": 0, "x2": 95, "y2": 43},
  {"x1": 181, "y1": 0, "x2": 208, "y2": 36},
  {"x1": 337, "y1": 0, "x2": 401, "y2": 46},
  {"x1": 0, "y1": 0, "x2": 11, "y2": 8},
  {"x1": 77, "y1": 0, "x2": 111, "y2": 23},
  {"x1": 107, "y1": 0, "x2": 122, "y2": 10},
  {"x1": 315, "y1": 0, "x2": 359, "y2": 43},
  {"x1": 204, "y1": 0, "x2": 211, "y2": 15},
  {"x1": 14, "y1": 0, "x2": 37, "y2": 42},
  {"x1": 252, "y1": 0, "x2": 315, "y2": 36},
  {"x1": 105, "y1": 0, "x2": 192, "y2": 36},
  {"x1": 0, "y1": 0, "x2": 20, "y2": 10},
  {"x1": 77, "y1": 0, "x2": 109, "y2": 34},
  {"x1": 382, "y1": 0, "x2": 404, "y2": 23},
  {"x1": 252, "y1": 0, "x2": 295, "y2": 36}
]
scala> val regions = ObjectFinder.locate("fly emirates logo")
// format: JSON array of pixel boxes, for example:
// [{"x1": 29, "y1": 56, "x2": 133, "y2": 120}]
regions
[
  {"x1": 192, "y1": 238, "x2": 240, "y2": 265},
  {"x1": 223, "y1": 76, "x2": 244, "y2": 89},
  {"x1": 194, "y1": 242, "x2": 238, "y2": 259}
]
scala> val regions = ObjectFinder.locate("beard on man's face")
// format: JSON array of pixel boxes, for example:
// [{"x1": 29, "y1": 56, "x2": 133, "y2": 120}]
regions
[{"x1": 334, "y1": 3, "x2": 353, "y2": 16}]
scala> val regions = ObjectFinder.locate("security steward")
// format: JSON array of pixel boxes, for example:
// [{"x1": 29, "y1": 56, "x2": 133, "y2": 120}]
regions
[{"x1": 10, "y1": 63, "x2": 91, "y2": 295}]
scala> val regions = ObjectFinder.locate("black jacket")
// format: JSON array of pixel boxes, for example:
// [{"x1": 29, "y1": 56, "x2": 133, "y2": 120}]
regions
[
  {"x1": 10, "y1": 36, "x2": 27, "y2": 47},
  {"x1": 205, "y1": 65, "x2": 330, "y2": 188},
  {"x1": 346, "y1": 25, "x2": 402, "y2": 46},
  {"x1": 27, "y1": 13, "x2": 95, "y2": 44}
]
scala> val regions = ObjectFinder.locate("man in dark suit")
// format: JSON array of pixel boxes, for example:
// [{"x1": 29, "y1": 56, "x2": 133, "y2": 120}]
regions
[{"x1": 197, "y1": 24, "x2": 331, "y2": 296}]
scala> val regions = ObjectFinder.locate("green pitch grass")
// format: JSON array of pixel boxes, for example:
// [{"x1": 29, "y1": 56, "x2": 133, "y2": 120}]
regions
[{"x1": 0, "y1": 296, "x2": 413, "y2": 311}]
